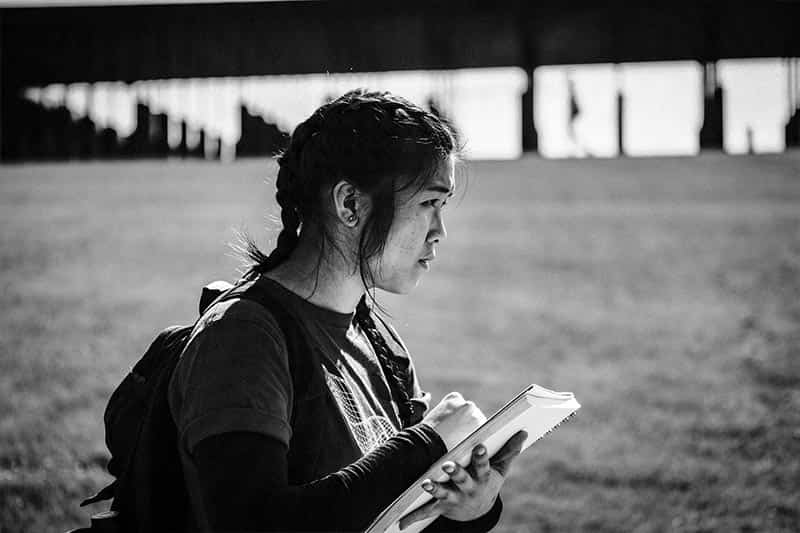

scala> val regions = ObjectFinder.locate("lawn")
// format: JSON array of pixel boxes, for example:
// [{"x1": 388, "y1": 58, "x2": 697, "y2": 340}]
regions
[{"x1": 1, "y1": 153, "x2": 798, "y2": 532}]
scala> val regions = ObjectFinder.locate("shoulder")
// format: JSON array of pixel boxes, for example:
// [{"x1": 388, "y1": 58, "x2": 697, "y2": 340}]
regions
[
  {"x1": 169, "y1": 295, "x2": 298, "y2": 452},
  {"x1": 171, "y1": 297, "x2": 292, "y2": 386},
  {"x1": 170, "y1": 296, "x2": 296, "y2": 409},
  {"x1": 195, "y1": 297, "x2": 285, "y2": 346}
]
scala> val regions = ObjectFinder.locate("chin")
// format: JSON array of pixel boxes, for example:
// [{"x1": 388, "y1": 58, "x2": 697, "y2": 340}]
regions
[{"x1": 376, "y1": 274, "x2": 422, "y2": 295}]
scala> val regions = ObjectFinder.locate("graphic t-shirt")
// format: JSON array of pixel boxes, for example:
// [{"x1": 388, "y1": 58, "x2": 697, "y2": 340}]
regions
[{"x1": 167, "y1": 275, "x2": 431, "y2": 526}]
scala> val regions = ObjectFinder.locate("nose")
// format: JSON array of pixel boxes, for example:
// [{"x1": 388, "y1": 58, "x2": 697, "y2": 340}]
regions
[{"x1": 427, "y1": 208, "x2": 447, "y2": 243}]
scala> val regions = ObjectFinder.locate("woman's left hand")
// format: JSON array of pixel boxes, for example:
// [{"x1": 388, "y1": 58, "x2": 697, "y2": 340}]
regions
[{"x1": 398, "y1": 430, "x2": 528, "y2": 530}]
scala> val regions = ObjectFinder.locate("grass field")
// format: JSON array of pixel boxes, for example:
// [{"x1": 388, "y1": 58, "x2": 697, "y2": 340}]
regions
[{"x1": 1, "y1": 153, "x2": 798, "y2": 532}]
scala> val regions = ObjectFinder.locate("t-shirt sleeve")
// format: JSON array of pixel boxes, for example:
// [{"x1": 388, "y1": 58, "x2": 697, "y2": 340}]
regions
[{"x1": 170, "y1": 301, "x2": 293, "y2": 454}]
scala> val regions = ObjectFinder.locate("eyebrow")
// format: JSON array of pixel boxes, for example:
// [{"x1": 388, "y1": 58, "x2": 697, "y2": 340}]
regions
[{"x1": 426, "y1": 185, "x2": 455, "y2": 196}]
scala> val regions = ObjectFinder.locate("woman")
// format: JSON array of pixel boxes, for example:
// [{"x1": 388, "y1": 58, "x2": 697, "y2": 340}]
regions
[{"x1": 168, "y1": 89, "x2": 526, "y2": 532}]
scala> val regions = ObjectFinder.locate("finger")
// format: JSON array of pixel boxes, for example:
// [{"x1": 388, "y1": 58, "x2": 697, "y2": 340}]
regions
[
  {"x1": 470, "y1": 444, "x2": 491, "y2": 482},
  {"x1": 490, "y1": 430, "x2": 527, "y2": 476},
  {"x1": 422, "y1": 479, "x2": 450, "y2": 501},
  {"x1": 443, "y1": 391, "x2": 464, "y2": 402},
  {"x1": 399, "y1": 499, "x2": 441, "y2": 530},
  {"x1": 442, "y1": 461, "x2": 475, "y2": 494},
  {"x1": 491, "y1": 430, "x2": 527, "y2": 464}
]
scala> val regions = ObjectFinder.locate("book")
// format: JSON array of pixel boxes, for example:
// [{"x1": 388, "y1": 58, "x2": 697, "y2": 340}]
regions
[{"x1": 365, "y1": 384, "x2": 581, "y2": 533}]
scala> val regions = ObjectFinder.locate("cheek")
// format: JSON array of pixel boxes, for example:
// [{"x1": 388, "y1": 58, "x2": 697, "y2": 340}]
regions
[{"x1": 387, "y1": 213, "x2": 427, "y2": 257}]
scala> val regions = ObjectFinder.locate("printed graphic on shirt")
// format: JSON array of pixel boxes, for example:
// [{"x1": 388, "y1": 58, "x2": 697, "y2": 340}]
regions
[{"x1": 322, "y1": 365, "x2": 397, "y2": 455}]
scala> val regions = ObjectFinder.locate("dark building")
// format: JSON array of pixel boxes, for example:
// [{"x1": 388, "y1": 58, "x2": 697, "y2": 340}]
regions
[
  {"x1": 236, "y1": 104, "x2": 290, "y2": 158},
  {"x1": 4, "y1": 96, "x2": 123, "y2": 161}
]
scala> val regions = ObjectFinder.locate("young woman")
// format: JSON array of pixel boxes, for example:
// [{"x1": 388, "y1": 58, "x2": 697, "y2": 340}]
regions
[{"x1": 168, "y1": 89, "x2": 526, "y2": 532}]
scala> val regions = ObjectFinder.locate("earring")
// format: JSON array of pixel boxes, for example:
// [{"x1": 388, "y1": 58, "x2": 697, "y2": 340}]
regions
[{"x1": 347, "y1": 213, "x2": 358, "y2": 224}]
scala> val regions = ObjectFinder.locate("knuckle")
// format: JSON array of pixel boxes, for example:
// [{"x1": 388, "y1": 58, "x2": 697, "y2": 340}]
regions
[{"x1": 449, "y1": 491, "x2": 464, "y2": 505}]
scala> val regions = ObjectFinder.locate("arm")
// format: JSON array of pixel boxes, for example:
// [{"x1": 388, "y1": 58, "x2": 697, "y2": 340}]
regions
[
  {"x1": 193, "y1": 424, "x2": 506, "y2": 533},
  {"x1": 194, "y1": 425, "x2": 447, "y2": 531}
]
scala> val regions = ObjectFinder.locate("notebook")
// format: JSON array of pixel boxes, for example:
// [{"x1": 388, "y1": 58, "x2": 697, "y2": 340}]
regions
[{"x1": 365, "y1": 384, "x2": 581, "y2": 533}]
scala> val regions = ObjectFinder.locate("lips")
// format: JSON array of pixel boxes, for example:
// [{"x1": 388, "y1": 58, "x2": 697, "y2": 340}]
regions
[{"x1": 418, "y1": 253, "x2": 435, "y2": 269}]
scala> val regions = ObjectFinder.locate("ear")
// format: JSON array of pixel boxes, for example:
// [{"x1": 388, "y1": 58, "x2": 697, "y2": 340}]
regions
[{"x1": 332, "y1": 180, "x2": 366, "y2": 228}]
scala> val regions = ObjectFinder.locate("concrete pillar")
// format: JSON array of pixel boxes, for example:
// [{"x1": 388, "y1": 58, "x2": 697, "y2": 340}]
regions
[
  {"x1": 521, "y1": 66, "x2": 538, "y2": 153},
  {"x1": 617, "y1": 90, "x2": 625, "y2": 157},
  {"x1": 699, "y1": 62, "x2": 724, "y2": 151},
  {"x1": 178, "y1": 119, "x2": 189, "y2": 157},
  {"x1": 785, "y1": 58, "x2": 799, "y2": 148}
]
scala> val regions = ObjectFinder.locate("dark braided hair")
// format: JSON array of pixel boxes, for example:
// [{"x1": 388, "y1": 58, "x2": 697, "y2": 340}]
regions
[
  {"x1": 355, "y1": 297, "x2": 427, "y2": 427},
  {"x1": 240, "y1": 89, "x2": 460, "y2": 427}
]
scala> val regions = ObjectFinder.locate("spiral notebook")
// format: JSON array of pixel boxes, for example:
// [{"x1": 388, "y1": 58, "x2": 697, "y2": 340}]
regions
[{"x1": 365, "y1": 384, "x2": 581, "y2": 533}]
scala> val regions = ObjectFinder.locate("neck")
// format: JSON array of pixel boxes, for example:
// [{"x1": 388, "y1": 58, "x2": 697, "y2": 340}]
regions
[{"x1": 263, "y1": 233, "x2": 366, "y2": 314}]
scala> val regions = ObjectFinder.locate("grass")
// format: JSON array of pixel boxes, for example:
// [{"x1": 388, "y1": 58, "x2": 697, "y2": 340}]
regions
[{"x1": 1, "y1": 153, "x2": 798, "y2": 532}]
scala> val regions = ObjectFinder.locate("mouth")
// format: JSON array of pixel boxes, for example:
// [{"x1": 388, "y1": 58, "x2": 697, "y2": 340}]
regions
[{"x1": 418, "y1": 255, "x2": 434, "y2": 270}]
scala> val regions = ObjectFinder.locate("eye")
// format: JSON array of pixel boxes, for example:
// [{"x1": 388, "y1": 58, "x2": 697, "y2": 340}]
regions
[{"x1": 421, "y1": 198, "x2": 448, "y2": 209}]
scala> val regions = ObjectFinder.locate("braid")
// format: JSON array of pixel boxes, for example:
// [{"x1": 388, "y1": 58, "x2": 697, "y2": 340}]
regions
[
  {"x1": 244, "y1": 114, "x2": 325, "y2": 276},
  {"x1": 355, "y1": 297, "x2": 424, "y2": 428},
  {"x1": 243, "y1": 164, "x2": 300, "y2": 276}
]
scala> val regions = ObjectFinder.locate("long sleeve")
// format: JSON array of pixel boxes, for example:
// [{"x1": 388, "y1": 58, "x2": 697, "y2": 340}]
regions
[
  {"x1": 427, "y1": 497, "x2": 503, "y2": 533},
  {"x1": 193, "y1": 424, "x2": 447, "y2": 531},
  {"x1": 194, "y1": 427, "x2": 503, "y2": 532}
]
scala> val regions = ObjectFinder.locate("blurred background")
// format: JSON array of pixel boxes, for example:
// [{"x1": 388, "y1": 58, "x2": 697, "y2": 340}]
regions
[{"x1": 0, "y1": 1, "x2": 798, "y2": 532}]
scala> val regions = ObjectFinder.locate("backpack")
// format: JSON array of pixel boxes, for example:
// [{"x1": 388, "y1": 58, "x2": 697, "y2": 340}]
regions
[
  {"x1": 76, "y1": 278, "x2": 319, "y2": 533},
  {"x1": 75, "y1": 277, "x2": 420, "y2": 533}
]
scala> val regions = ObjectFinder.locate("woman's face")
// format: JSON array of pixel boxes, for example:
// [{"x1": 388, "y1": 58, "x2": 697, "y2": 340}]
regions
[{"x1": 370, "y1": 156, "x2": 455, "y2": 294}]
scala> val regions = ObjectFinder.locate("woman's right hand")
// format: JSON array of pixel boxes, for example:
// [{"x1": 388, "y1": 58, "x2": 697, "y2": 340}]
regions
[{"x1": 420, "y1": 392, "x2": 487, "y2": 451}]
